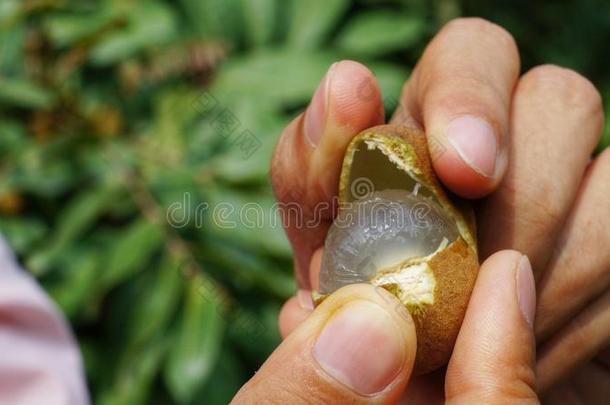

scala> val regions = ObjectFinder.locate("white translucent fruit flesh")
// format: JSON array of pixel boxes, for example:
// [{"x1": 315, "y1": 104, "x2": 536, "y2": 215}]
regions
[{"x1": 319, "y1": 189, "x2": 459, "y2": 295}]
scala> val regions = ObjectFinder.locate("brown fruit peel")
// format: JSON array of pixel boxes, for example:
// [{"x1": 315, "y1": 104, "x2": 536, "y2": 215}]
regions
[
  {"x1": 338, "y1": 125, "x2": 477, "y2": 252},
  {"x1": 315, "y1": 124, "x2": 480, "y2": 374}
]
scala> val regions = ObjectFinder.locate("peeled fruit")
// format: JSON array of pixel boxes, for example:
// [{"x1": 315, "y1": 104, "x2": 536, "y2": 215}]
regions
[{"x1": 315, "y1": 124, "x2": 479, "y2": 374}]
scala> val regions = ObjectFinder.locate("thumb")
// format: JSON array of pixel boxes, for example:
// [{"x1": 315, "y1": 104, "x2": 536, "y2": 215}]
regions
[
  {"x1": 232, "y1": 284, "x2": 417, "y2": 404},
  {"x1": 271, "y1": 60, "x2": 384, "y2": 287},
  {"x1": 445, "y1": 250, "x2": 538, "y2": 403}
]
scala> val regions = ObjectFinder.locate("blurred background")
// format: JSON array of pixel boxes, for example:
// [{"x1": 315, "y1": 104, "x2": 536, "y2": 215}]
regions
[{"x1": 0, "y1": 0, "x2": 608, "y2": 404}]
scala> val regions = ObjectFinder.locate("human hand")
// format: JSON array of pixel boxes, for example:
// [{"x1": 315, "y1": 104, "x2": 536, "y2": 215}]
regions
[
  {"x1": 232, "y1": 251, "x2": 538, "y2": 403},
  {"x1": 270, "y1": 17, "x2": 608, "y2": 402},
  {"x1": 471, "y1": 40, "x2": 610, "y2": 402}
]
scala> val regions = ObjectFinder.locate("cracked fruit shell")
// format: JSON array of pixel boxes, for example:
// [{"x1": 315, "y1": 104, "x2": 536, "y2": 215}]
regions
[{"x1": 315, "y1": 124, "x2": 479, "y2": 374}]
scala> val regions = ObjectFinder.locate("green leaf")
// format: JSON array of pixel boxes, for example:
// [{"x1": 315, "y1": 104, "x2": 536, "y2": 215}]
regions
[
  {"x1": 286, "y1": 0, "x2": 350, "y2": 49},
  {"x1": 7, "y1": 157, "x2": 73, "y2": 198},
  {"x1": 49, "y1": 249, "x2": 99, "y2": 319},
  {"x1": 191, "y1": 346, "x2": 246, "y2": 404},
  {"x1": 0, "y1": 120, "x2": 28, "y2": 158},
  {"x1": 101, "y1": 218, "x2": 164, "y2": 289},
  {"x1": 91, "y1": 1, "x2": 177, "y2": 65},
  {"x1": 198, "y1": 99, "x2": 286, "y2": 184},
  {"x1": 202, "y1": 187, "x2": 292, "y2": 258},
  {"x1": 178, "y1": 0, "x2": 243, "y2": 42},
  {"x1": 99, "y1": 336, "x2": 169, "y2": 405},
  {"x1": 127, "y1": 253, "x2": 183, "y2": 347},
  {"x1": 0, "y1": 23, "x2": 25, "y2": 75},
  {"x1": 336, "y1": 11, "x2": 426, "y2": 56},
  {"x1": 201, "y1": 240, "x2": 294, "y2": 299},
  {"x1": 0, "y1": 77, "x2": 56, "y2": 109},
  {"x1": 0, "y1": 0, "x2": 20, "y2": 24},
  {"x1": 0, "y1": 217, "x2": 47, "y2": 255},
  {"x1": 367, "y1": 62, "x2": 409, "y2": 113},
  {"x1": 27, "y1": 185, "x2": 117, "y2": 275},
  {"x1": 164, "y1": 273, "x2": 225, "y2": 403},
  {"x1": 241, "y1": 0, "x2": 277, "y2": 47},
  {"x1": 228, "y1": 303, "x2": 281, "y2": 364},
  {"x1": 43, "y1": 9, "x2": 114, "y2": 47},
  {"x1": 209, "y1": 134, "x2": 276, "y2": 184},
  {"x1": 211, "y1": 49, "x2": 336, "y2": 106}
]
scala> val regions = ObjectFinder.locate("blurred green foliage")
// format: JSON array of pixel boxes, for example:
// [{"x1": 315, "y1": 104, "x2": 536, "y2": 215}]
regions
[{"x1": 0, "y1": 0, "x2": 608, "y2": 403}]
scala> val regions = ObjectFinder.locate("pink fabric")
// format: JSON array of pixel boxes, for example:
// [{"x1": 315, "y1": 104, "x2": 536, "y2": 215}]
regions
[{"x1": 0, "y1": 237, "x2": 89, "y2": 405}]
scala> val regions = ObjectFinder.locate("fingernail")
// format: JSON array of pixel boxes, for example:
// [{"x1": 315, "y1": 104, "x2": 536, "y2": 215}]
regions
[
  {"x1": 446, "y1": 115, "x2": 498, "y2": 177},
  {"x1": 297, "y1": 289, "x2": 314, "y2": 310},
  {"x1": 313, "y1": 300, "x2": 406, "y2": 395},
  {"x1": 517, "y1": 255, "x2": 536, "y2": 328},
  {"x1": 304, "y1": 63, "x2": 337, "y2": 146}
]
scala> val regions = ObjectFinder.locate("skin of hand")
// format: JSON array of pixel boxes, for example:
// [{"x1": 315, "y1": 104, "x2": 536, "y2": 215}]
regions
[
  {"x1": 257, "y1": 17, "x2": 609, "y2": 403},
  {"x1": 232, "y1": 251, "x2": 538, "y2": 404}
]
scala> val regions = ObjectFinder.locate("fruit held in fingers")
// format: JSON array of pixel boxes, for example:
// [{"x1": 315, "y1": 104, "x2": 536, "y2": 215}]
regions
[{"x1": 316, "y1": 125, "x2": 479, "y2": 374}]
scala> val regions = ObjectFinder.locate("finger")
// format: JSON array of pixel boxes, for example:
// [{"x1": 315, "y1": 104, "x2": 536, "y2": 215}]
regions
[
  {"x1": 540, "y1": 361, "x2": 610, "y2": 404},
  {"x1": 309, "y1": 247, "x2": 324, "y2": 290},
  {"x1": 596, "y1": 345, "x2": 610, "y2": 370},
  {"x1": 536, "y1": 148, "x2": 610, "y2": 340},
  {"x1": 394, "y1": 18, "x2": 520, "y2": 198},
  {"x1": 278, "y1": 290, "x2": 313, "y2": 339},
  {"x1": 232, "y1": 284, "x2": 417, "y2": 404},
  {"x1": 477, "y1": 65, "x2": 604, "y2": 274},
  {"x1": 536, "y1": 287, "x2": 610, "y2": 392},
  {"x1": 271, "y1": 61, "x2": 385, "y2": 288},
  {"x1": 278, "y1": 249, "x2": 324, "y2": 339},
  {"x1": 389, "y1": 81, "x2": 423, "y2": 131},
  {"x1": 400, "y1": 371, "x2": 445, "y2": 405},
  {"x1": 445, "y1": 250, "x2": 538, "y2": 403}
]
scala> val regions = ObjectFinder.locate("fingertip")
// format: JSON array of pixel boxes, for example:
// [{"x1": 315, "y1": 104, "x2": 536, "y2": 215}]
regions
[
  {"x1": 327, "y1": 60, "x2": 385, "y2": 131},
  {"x1": 463, "y1": 249, "x2": 526, "y2": 328},
  {"x1": 311, "y1": 284, "x2": 416, "y2": 397},
  {"x1": 516, "y1": 255, "x2": 536, "y2": 328},
  {"x1": 271, "y1": 61, "x2": 386, "y2": 291},
  {"x1": 316, "y1": 284, "x2": 415, "y2": 332},
  {"x1": 433, "y1": 143, "x2": 504, "y2": 198},
  {"x1": 278, "y1": 294, "x2": 312, "y2": 339},
  {"x1": 239, "y1": 284, "x2": 416, "y2": 403},
  {"x1": 480, "y1": 249, "x2": 524, "y2": 271},
  {"x1": 446, "y1": 249, "x2": 538, "y2": 402},
  {"x1": 430, "y1": 114, "x2": 508, "y2": 199},
  {"x1": 313, "y1": 284, "x2": 418, "y2": 372},
  {"x1": 309, "y1": 247, "x2": 323, "y2": 291},
  {"x1": 303, "y1": 60, "x2": 384, "y2": 147}
]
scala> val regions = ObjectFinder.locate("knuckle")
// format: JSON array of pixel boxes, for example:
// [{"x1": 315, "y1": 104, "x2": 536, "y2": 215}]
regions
[
  {"x1": 522, "y1": 64, "x2": 604, "y2": 147},
  {"x1": 524, "y1": 64, "x2": 603, "y2": 118},
  {"x1": 443, "y1": 17, "x2": 518, "y2": 55}
]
